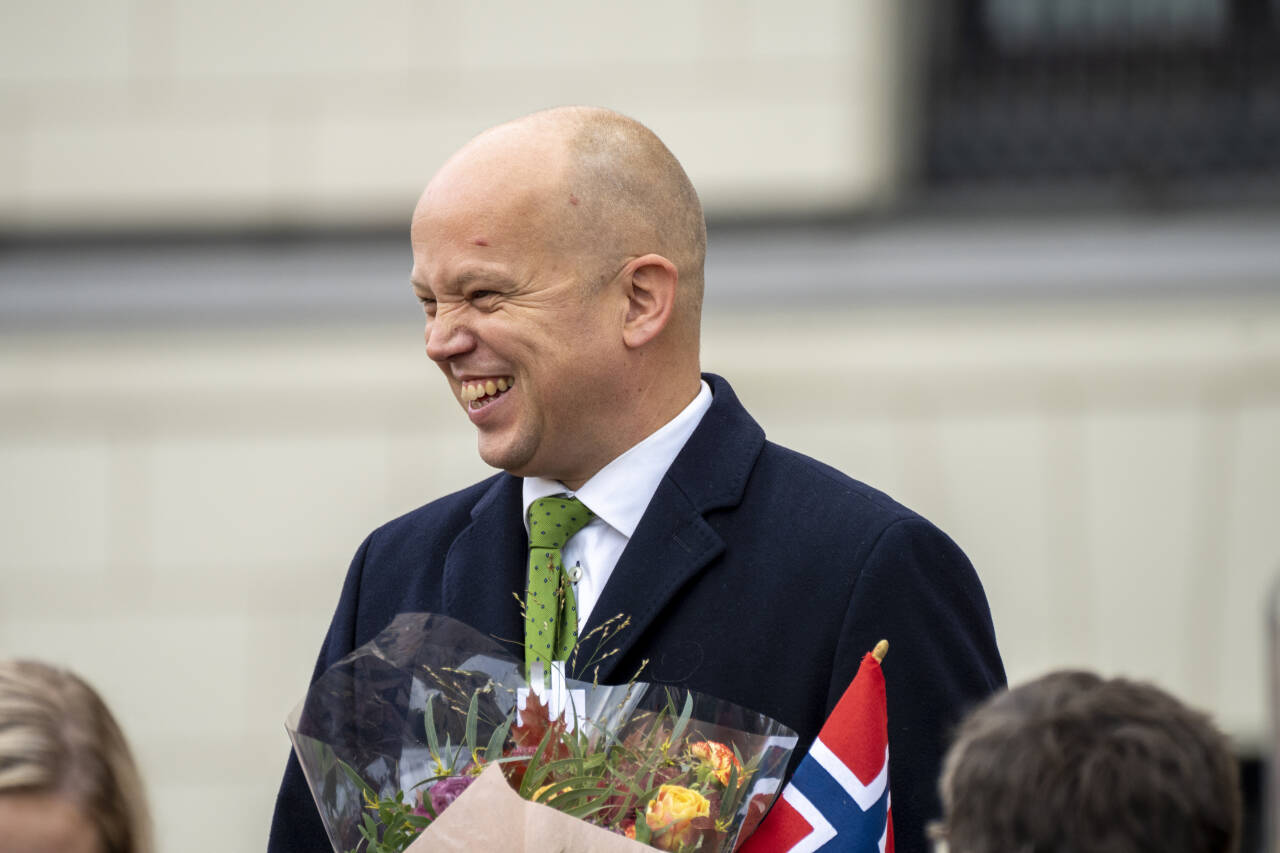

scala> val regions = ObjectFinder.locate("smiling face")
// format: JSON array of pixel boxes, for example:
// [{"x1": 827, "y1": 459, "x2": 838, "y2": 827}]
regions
[{"x1": 410, "y1": 126, "x2": 635, "y2": 488}]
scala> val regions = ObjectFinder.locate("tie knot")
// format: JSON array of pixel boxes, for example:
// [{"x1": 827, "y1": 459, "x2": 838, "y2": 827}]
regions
[{"x1": 527, "y1": 495, "x2": 593, "y2": 549}]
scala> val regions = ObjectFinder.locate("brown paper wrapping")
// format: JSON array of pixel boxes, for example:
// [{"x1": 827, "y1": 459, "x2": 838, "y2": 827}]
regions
[{"x1": 406, "y1": 763, "x2": 656, "y2": 853}]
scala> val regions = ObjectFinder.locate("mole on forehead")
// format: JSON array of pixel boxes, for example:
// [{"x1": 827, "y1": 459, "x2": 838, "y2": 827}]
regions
[{"x1": 471, "y1": 237, "x2": 489, "y2": 247}]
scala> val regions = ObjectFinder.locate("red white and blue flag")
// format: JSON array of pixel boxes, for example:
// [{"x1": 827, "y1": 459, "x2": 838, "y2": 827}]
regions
[{"x1": 740, "y1": 642, "x2": 894, "y2": 853}]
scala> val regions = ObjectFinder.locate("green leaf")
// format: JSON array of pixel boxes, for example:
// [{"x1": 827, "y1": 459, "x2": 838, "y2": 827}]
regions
[
  {"x1": 542, "y1": 774, "x2": 621, "y2": 819},
  {"x1": 521, "y1": 753, "x2": 587, "y2": 796},
  {"x1": 720, "y1": 761, "x2": 743, "y2": 818},
  {"x1": 633, "y1": 809, "x2": 652, "y2": 844},
  {"x1": 518, "y1": 721, "x2": 573, "y2": 797},
  {"x1": 668, "y1": 691, "x2": 694, "y2": 747},
  {"x1": 464, "y1": 690, "x2": 480, "y2": 755},
  {"x1": 565, "y1": 726, "x2": 586, "y2": 761},
  {"x1": 338, "y1": 759, "x2": 379, "y2": 801},
  {"x1": 424, "y1": 693, "x2": 441, "y2": 757},
  {"x1": 484, "y1": 708, "x2": 516, "y2": 762}
]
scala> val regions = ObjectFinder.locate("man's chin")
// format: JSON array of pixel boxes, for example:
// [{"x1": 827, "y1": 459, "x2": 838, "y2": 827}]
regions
[{"x1": 476, "y1": 438, "x2": 533, "y2": 476}]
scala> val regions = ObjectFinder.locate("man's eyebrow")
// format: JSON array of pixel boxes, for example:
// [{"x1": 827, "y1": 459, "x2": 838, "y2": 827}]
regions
[
  {"x1": 453, "y1": 270, "x2": 517, "y2": 289},
  {"x1": 454, "y1": 270, "x2": 513, "y2": 286},
  {"x1": 410, "y1": 269, "x2": 514, "y2": 295}
]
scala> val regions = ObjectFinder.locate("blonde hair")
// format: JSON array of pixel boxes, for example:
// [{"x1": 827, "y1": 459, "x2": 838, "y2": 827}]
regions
[{"x1": 0, "y1": 660, "x2": 153, "y2": 853}]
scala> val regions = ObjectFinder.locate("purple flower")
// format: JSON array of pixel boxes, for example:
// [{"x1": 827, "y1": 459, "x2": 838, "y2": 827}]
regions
[{"x1": 428, "y1": 774, "x2": 476, "y2": 816}]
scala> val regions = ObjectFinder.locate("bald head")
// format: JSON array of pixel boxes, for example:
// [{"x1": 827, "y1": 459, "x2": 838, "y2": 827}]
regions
[
  {"x1": 431, "y1": 106, "x2": 706, "y2": 325},
  {"x1": 556, "y1": 107, "x2": 706, "y2": 310}
]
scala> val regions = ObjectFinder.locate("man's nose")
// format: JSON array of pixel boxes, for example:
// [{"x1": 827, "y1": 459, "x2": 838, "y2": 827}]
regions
[{"x1": 424, "y1": 308, "x2": 475, "y2": 362}]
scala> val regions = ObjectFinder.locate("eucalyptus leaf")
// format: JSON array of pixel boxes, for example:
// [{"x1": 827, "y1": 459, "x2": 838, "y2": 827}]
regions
[
  {"x1": 483, "y1": 708, "x2": 516, "y2": 762},
  {"x1": 668, "y1": 691, "x2": 694, "y2": 747},
  {"x1": 464, "y1": 690, "x2": 480, "y2": 754},
  {"x1": 423, "y1": 693, "x2": 441, "y2": 757}
]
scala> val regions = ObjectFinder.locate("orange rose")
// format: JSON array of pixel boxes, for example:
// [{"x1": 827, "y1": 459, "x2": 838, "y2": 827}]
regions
[
  {"x1": 690, "y1": 740, "x2": 743, "y2": 787},
  {"x1": 644, "y1": 784, "x2": 711, "y2": 851}
]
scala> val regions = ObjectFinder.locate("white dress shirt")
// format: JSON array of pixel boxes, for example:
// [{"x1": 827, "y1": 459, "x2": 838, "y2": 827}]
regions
[{"x1": 522, "y1": 380, "x2": 712, "y2": 629}]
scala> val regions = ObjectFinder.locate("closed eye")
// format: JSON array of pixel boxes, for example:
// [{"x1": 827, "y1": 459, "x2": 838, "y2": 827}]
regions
[{"x1": 468, "y1": 289, "x2": 502, "y2": 307}]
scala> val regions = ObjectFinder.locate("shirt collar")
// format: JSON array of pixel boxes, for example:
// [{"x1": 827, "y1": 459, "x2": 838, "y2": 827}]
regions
[{"x1": 522, "y1": 379, "x2": 713, "y2": 537}]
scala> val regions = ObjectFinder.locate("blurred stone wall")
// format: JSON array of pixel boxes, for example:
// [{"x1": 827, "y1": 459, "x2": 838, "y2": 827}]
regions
[{"x1": 0, "y1": 0, "x2": 908, "y2": 232}]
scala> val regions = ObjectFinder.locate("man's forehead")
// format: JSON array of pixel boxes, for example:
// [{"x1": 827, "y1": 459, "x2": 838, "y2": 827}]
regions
[
  {"x1": 429, "y1": 124, "x2": 570, "y2": 197},
  {"x1": 412, "y1": 161, "x2": 589, "y2": 269},
  {"x1": 414, "y1": 154, "x2": 564, "y2": 231}
]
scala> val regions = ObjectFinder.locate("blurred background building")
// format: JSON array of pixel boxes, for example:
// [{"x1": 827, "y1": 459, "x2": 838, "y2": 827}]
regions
[{"x1": 1, "y1": 0, "x2": 1277, "y2": 849}]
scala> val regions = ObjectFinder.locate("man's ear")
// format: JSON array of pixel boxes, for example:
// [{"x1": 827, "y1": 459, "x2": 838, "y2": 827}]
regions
[{"x1": 621, "y1": 253, "x2": 678, "y2": 349}]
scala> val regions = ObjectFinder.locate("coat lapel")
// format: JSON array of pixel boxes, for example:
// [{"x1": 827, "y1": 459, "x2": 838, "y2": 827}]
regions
[
  {"x1": 440, "y1": 473, "x2": 528, "y2": 659},
  {"x1": 574, "y1": 374, "x2": 765, "y2": 683}
]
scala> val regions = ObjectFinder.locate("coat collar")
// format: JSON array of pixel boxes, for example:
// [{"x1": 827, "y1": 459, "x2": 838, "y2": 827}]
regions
[
  {"x1": 440, "y1": 473, "x2": 528, "y2": 659},
  {"x1": 439, "y1": 374, "x2": 766, "y2": 681},
  {"x1": 573, "y1": 373, "x2": 765, "y2": 682}
]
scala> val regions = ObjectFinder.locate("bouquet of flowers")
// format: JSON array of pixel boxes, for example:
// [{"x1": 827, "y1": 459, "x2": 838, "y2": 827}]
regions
[{"x1": 286, "y1": 612, "x2": 797, "y2": 853}]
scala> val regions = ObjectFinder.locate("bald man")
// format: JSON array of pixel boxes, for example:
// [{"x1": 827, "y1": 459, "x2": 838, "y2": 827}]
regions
[{"x1": 268, "y1": 107, "x2": 1005, "y2": 853}]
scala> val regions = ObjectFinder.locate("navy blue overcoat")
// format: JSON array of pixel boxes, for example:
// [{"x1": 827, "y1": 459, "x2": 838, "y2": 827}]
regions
[{"x1": 269, "y1": 374, "x2": 1005, "y2": 853}]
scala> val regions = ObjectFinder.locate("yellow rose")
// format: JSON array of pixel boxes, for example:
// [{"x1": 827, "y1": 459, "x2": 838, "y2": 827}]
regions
[
  {"x1": 644, "y1": 784, "x2": 711, "y2": 850},
  {"x1": 690, "y1": 740, "x2": 743, "y2": 787}
]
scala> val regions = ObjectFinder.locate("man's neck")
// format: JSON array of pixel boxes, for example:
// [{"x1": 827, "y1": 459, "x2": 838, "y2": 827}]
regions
[{"x1": 555, "y1": 372, "x2": 703, "y2": 490}]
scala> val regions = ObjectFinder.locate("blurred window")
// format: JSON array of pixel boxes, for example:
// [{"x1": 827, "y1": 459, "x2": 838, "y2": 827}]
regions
[
  {"x1": 985, "y1": 0, "x2": 1227, "y2": 48},
  {"x1": 923, "y1": 0, "x2": 1280, "y2": 202}
]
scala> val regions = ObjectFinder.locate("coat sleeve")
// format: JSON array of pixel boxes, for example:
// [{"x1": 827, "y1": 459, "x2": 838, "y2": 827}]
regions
[
  {"x1": 831, "y1": 516, "x2": 1005, "y2": 853},
  {"x1": 266, "y1": 532, "x2": 372, "y2": 853}
]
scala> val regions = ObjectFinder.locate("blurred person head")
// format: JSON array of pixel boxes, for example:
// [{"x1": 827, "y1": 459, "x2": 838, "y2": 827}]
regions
[
  {"x1": 933, "y1": 670, "x2": 1241, "y2": 853},
  {"x1": 410, "y1": 106, "x2": 707, "y2": 489},
  {"x1": 0, "y1": 660, "x2": 152, "y2": 853}
]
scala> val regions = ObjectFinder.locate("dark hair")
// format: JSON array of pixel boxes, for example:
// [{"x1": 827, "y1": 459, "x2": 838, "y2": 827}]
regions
[
  {"x1": 935, "y1": 670, "x2": 1241, "y2": 853},
  {"x1": 0, "y1": 659, "x2": 153, "y2": 853}
]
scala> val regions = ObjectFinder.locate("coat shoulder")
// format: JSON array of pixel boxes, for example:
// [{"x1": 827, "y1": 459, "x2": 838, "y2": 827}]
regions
[
  {"x1": 365, "y1": 473, "x2": 506, "y2": 548},
  {"x1": 754, "y1": 440, "x2": 924, "y2": 527}
]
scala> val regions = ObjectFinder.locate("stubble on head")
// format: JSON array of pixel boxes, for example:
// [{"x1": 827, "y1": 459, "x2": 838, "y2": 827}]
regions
[{"x1": 463, "y1": 107, "x2": 706, "y2": 323}]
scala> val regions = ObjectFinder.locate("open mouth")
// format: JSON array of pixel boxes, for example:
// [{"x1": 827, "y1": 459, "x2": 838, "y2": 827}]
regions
[{"x1": 460, "y1": 376, "x2": 515, "y2": 409}]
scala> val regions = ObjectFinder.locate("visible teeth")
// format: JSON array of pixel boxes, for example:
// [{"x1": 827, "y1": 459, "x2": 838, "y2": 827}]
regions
[{"x1": 460, "y1": 376, "x2": 514, "y2": 404}]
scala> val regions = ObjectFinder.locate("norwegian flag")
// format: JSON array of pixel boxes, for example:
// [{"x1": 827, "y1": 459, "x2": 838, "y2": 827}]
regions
[{"x1": 739, "y1": 642, "x2": 893, "y2": 853}]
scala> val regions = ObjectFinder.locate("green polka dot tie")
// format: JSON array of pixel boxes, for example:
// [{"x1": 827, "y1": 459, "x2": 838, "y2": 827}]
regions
[{"x1": 524, "y1": 495, "x2": 593, "y2": 681}]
